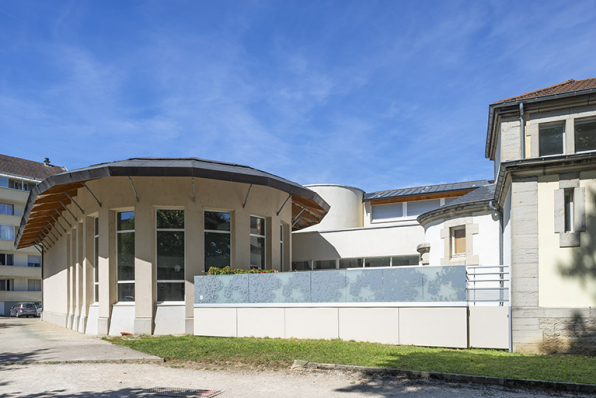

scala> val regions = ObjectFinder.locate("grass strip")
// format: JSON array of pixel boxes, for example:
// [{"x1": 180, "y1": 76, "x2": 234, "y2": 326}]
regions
[{"x1": 108, "y1": 335, "x2": 596, "y2": 385}]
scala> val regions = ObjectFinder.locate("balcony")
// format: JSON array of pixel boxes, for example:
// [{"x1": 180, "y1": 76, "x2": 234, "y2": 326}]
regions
[
  {"x1": 0, "y1": 187, "x2": 29, "y2": 204},
  {"x1": 0, "y1": 290, "x2": 41, "y2": 302},
  {"x1": 0, "y1": 265, "x2": 41, "y2": 278}
]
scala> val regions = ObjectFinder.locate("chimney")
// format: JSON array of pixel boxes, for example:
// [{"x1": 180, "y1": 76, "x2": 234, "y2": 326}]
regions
[{"x1": 44, "y1": 158, "x2": 50, "y2": 166}]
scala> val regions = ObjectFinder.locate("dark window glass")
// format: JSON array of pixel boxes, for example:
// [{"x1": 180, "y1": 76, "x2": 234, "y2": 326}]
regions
[
  {"x1": 391, "y1": 256, "x2": 419, "y2": 266},
  {"x1": 118, "y1": 283, "x2": 135, "y2": 302},
  {"x1": 117, "y1": 211, "x2": 135, "y2": 231},
  {"x1": 157, "y1": 209, "x2": 184, "y2": 229},
  {"x1": 157, "y1": 231, "x2": 185, "y2": 280},
  {"x1": 250, "y1": 236, "x2": 265, "y2": 268},
  {"x1": 313, "y1": 260, "x2": 336, "y2": 270},
  {"x1": 292, "y1": 261, "x2": 311, "y2": 271},
  {"x1": 157, "y1": 282, "x2": 184, "y2": 302},
  {"x1": 117, "y1": 232, "x2": 135, "y2": 280},
  {"x1": 575, "y1": 119, "x2": 596, "y2": 153},
  {"x1": 204, "y1": 212, "x2": 230, "y2": 231},
  {"x1": 539, "y1": 123, "x2": 564, "y2": 156},
  {"x1": 365, "y1": 257, "x2": 391, "y2": 267},
  {"x1": 204, "y1": 232, "x2": 231, "y2": 271},
  {"x1": 339, "y1": 258, "x2": 363, "y2": 268},
  {"x1": 250, "y1": 216, "x2": 265, "y2": 236}
]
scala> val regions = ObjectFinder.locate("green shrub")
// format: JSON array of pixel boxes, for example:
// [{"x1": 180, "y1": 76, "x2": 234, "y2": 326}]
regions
[{"x1": 206, "y1": 266, "x2": 279, "y2": 275}]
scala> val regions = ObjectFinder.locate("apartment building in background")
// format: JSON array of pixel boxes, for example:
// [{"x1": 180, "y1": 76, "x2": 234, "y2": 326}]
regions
[{"x1": 0, "y1": 154, "x2": 66, "y2": 315}]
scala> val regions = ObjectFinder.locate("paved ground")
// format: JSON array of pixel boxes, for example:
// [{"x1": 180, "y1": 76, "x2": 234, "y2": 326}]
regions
[
  {"x1": 0, "y1": 317, "x2": 160, "y2": 363},
  {"x1": 0, "y1": 317, "x2": 592, "y2": 397}
]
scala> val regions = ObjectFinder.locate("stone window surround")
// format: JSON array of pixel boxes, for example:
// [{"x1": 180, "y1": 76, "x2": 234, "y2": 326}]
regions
[
  {"x1": 440, "y1": 217, "x2": 479, "y2": 266},
  {"x1": 526, "y1": 110, "x2": 596, "y2": 158},
  {"x1": 554, "y1": 173, "x2": 585, "y2": 248}
]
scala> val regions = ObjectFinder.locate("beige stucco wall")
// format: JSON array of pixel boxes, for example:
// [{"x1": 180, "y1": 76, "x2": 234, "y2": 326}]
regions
[
  {"x1": 292, "y1": 223, "x2": 423, "y2": 262},
  {"x1": 538, "y1": 172, "x2": 596, "y2": 308},
  {"x1": 41, "y1": 176, "x2": 293, "y2": 335}
]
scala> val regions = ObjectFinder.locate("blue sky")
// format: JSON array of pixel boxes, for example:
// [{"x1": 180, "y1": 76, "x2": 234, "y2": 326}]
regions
[{"x1": 1, "y1": 1, "x2": 595, "y2": 192}]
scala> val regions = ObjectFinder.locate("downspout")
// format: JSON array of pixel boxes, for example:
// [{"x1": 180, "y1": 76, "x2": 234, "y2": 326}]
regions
[{"x1": 519, "y1": 103, "x2": 525, "y2": 159}]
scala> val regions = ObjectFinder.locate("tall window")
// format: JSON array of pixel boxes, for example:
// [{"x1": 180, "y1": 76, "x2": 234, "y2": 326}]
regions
[
  {"x1": 156, "y1": 209, "x2": 185, "y2": 302},
  {"x1": 204, "y1": 211, "x2": 231, "y2": 272},
  {"x1": 250, "y1": 216, "x2": 266, "y2": 269},
  {"x1": 575, "y1": 118, "x2": 596, "y2": 153},
  {"x1": 94, "y1": 217, "x2": 99, "y2": 303},
  {"x1": 0, "y1": 225, "x2": 15, "y2": 241},
  {"x1": 539, "y1": 122, "x2": 565, "y2": 157},
  {"x1": 27, "y1": 255, "x2": 41, "y2": 267},
  {"x1": 564, "y1": 189, "x2": 574, "y2": 233},
  {"x1": 116, "y1": 211, "x2": 135, "y2": 302},
  {"x1": 0, "y1": 279, "x2": 13, "y2": 291},
  {"x1": 0, "y1": 203, "x2": 13, "y2": 215},
  {"x1": 280, "y1": 224, "x2": 284, "y2": 270},
  {"x1": 0, "y1": 253, "x2": 14, "y2": 266},
  {"x1": 451, "y1": 227, "x2": 466, "y2": 257}
]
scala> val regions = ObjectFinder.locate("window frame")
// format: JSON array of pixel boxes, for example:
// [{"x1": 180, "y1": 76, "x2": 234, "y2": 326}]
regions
[
  {"x1": 0, "y1": 253, "x2": 14, "y2": 266},
  {"x1": 564, "y1": 188, "x2": 574, "y2": 233},
  {"x1": 204, "y1": 210, "x2": 233, "y2": 272},
  {"x1": 249, "y1": 215, "x2": 266, "y2": 269},
  {"x1": 155, "y1": 208, "x2": 186, "y2": 303},
  {"x1": 451, "y1": 226, "x2": 466, "y2": 258},
  {"x1": 116, "y1": 210, "x2": 135, "y2": 303},
  {"x1": 538, "y1": 121, "x2": 566, "y2": 157},
  {"x1": 0, "y1": 203, "x2": 14, "y2": 216},
  {"x1": 574, "y1": 117, "x2": 596, "y2": 154}
]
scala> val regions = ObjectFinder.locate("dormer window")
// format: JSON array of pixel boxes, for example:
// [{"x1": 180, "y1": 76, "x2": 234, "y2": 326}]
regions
[
  {"x1": 574, "y1": 118, "x2": 596, "y2": 153},
  {"x1": 539, "y1": 122, "x2": 565, "y2": 157}
]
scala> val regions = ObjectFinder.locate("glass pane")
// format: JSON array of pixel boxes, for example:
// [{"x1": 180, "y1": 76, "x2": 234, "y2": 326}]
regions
[
  {"x1": 204, "y1": 232, "x2": 231, "y2": 271},
  {"x1": 94, "y1": 217, "x2": 99, "y2": 235},
  {"x1": 250, "y1": 236, "x2": 265, "y2": 268},
  {"x1": 0, "y1": 225, "x2": 15, "y2": 240},
  {"x1": 407, "y1": 199, "x2": 440, "y2": 217},
  {"x1": 94, "y1": 284, "x2": 99, "y2": 303},
  {"x1": 117, "y1": 232, "x2": 135, "y2": 280},
  {"x1": 454, "y1": 229, "x2": 466, "y2": 254},
  {"x1": 392, "y1": 255, "x2": 419, "y2": 266},
  {"x1": 94, "y1": 236, "x2": 99, "y2": 282},
  {"x1": 575, "y1": 119, "x2": 596, "y2": 152},
  {"x1": 539, "y1": 123, "x2": 564, "y2": 156},
  {"x1": 204, "y1": 212, "x2": 230, "y2": 231},
  {"x1": 157, "y1": 209, "x2": 184, "y2": 229},
  {"x1": 157, "y1": 231, "x2": 185, "y2": 280},
  {"x1": 250, "y1": 216, "x2": 265, "y2": 236},
  {"x1": 27, "y1": 255, "x2": 40, "y2": 267},
  {"x1": 117, "y1": 211, "x2": 135, "y2": 231},
  {"x1": 371, "y1": 203, "x2": 403, "y2": 221},
  {"x1": 157, "y1": 282, "x2": 185, "y2": 301},
  {"x1": 365, "y1": 257, "x2": 391, "y2": 267},
  {"x1": 313, "y1": 260, "x2": 336, "y2": 270},
  {"x1": 339, "y1": 258, "x2": 363, "y2": 268},
  {"x1": 118, "y1": 283, "x2": 135, "y2": 302},
  {"x1": 0, "y1": 177, "x2": 7, "y2": 188},
  {"x1": 292, "y1": 261, "x2": 311, "y2": 271}
]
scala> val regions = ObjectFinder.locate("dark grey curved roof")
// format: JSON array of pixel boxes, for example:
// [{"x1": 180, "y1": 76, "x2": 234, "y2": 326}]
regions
[
  {"x1": 417, "y1": 184, "x2": 496, "y2": 225},
  {"x1": 364, "y1": 180, "x2": 488, "y2": 201},
  {"x1": 16, "y1": 157, "x2": 329, "y2": 248}
]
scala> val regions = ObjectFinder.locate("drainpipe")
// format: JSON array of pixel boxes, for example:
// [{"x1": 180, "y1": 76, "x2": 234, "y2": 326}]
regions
[{"x1": 519, "y1": 103, "x2": 525, "y2": 159}]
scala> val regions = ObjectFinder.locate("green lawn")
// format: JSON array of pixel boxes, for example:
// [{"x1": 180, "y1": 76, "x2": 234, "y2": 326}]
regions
[{"x1": 108, "y1": 335, "x2": 596, "y2": 385}]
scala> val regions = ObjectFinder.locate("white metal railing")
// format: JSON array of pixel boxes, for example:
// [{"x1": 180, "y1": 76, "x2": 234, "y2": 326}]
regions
[{"x1": 466, "y1": 265, "x2": 510, "y2": 305}]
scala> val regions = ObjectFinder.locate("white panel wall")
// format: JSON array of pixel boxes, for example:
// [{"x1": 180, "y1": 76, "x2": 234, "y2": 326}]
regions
[
  {"x1": 399, "y1": 308, "x2": 468, "y2": 348},
  {"x1": 154, "y1": 305, "x2": 186, "y2": 335},
  {"x1": 108, "y1": 304, "x2": 135, "y2": 336},
  {"x1": 469, "y1": 306, "x2": 509, "y2": 349}
]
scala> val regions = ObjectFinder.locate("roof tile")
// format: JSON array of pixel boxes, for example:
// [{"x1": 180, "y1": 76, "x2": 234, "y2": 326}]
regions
[
  {"x1": 495, "y1": 78, "x2": 596, "y2": 104},
  {"x1": 0, "y1": 154, "x2": 67, "y2": 180}
]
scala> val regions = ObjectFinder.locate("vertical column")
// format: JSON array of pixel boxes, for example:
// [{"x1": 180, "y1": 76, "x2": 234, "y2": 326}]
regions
[
  {"x1": 134, "y1": 202, "x2": 154, "y2": 335},
  {"x1": 74, "y1": 222, "x2": 83, "y2": 331},
  {"x1": 268, "y1": 214, "x2": 281, "y2": 271},
  {"x1": 97, "y1": 207, "x2": 115, "y2": 335},
  {"x1": 68, "y1": 228, "x2": 76, "y2": 329},
  {"x1": 234, "y1": 206, "x2": 250, "y2": 270},
  {"x1": 185, "y1": 202, "x2": 202, "y2": 334},
  {"x1": 510, "y1": 177, "x2": 541, "y2": 353},
  {"x1": 65, "y1": 233, "x2": 71, "y2": 327},
  {"x1": 81, "y1": 216, "x2": 95, "y2": 333}
]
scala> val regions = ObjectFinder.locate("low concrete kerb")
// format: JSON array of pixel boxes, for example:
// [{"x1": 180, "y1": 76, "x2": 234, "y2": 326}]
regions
[{"x1": 291, "y1": 360, "x2": 596, "y2": 394}]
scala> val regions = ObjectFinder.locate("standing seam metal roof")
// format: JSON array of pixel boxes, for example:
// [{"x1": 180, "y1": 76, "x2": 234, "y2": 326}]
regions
[{"x1": 364, "y1": 180, "x2": 489, "y2": 201}]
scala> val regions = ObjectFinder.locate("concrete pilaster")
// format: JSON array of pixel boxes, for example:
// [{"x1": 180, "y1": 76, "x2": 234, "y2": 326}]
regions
[
  {"x1": 97, "y1": 207, "x2": 114, "y2": 335},
  {"x1": 134, "y1": 202, "x2": 154, "y2": 335}
]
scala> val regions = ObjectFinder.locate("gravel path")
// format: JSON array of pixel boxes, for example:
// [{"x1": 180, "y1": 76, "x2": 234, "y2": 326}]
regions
[{"x1": 1, "y1": 362, "x2": 592, "y2": 398}]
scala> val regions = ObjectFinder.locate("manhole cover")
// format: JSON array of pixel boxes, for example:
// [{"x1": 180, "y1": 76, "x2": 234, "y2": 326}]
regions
[{"x1": 149, "y1": 387, "x2": 222, "y2": 397}]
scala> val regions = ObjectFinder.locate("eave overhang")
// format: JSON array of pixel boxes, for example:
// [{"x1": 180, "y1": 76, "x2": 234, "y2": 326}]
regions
[
  {"x1": 15, "y1": 158, "x2": 330, "y2": 249},
  {"x1": 493, "y1": 152, "x2": 596, "y2": 207},
  {"x1": 417, "y1": 200, "x2": 492, "y2": 227},
  {"x1": 485, "y1": 88, "x2": 596, "y2": 161}
]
